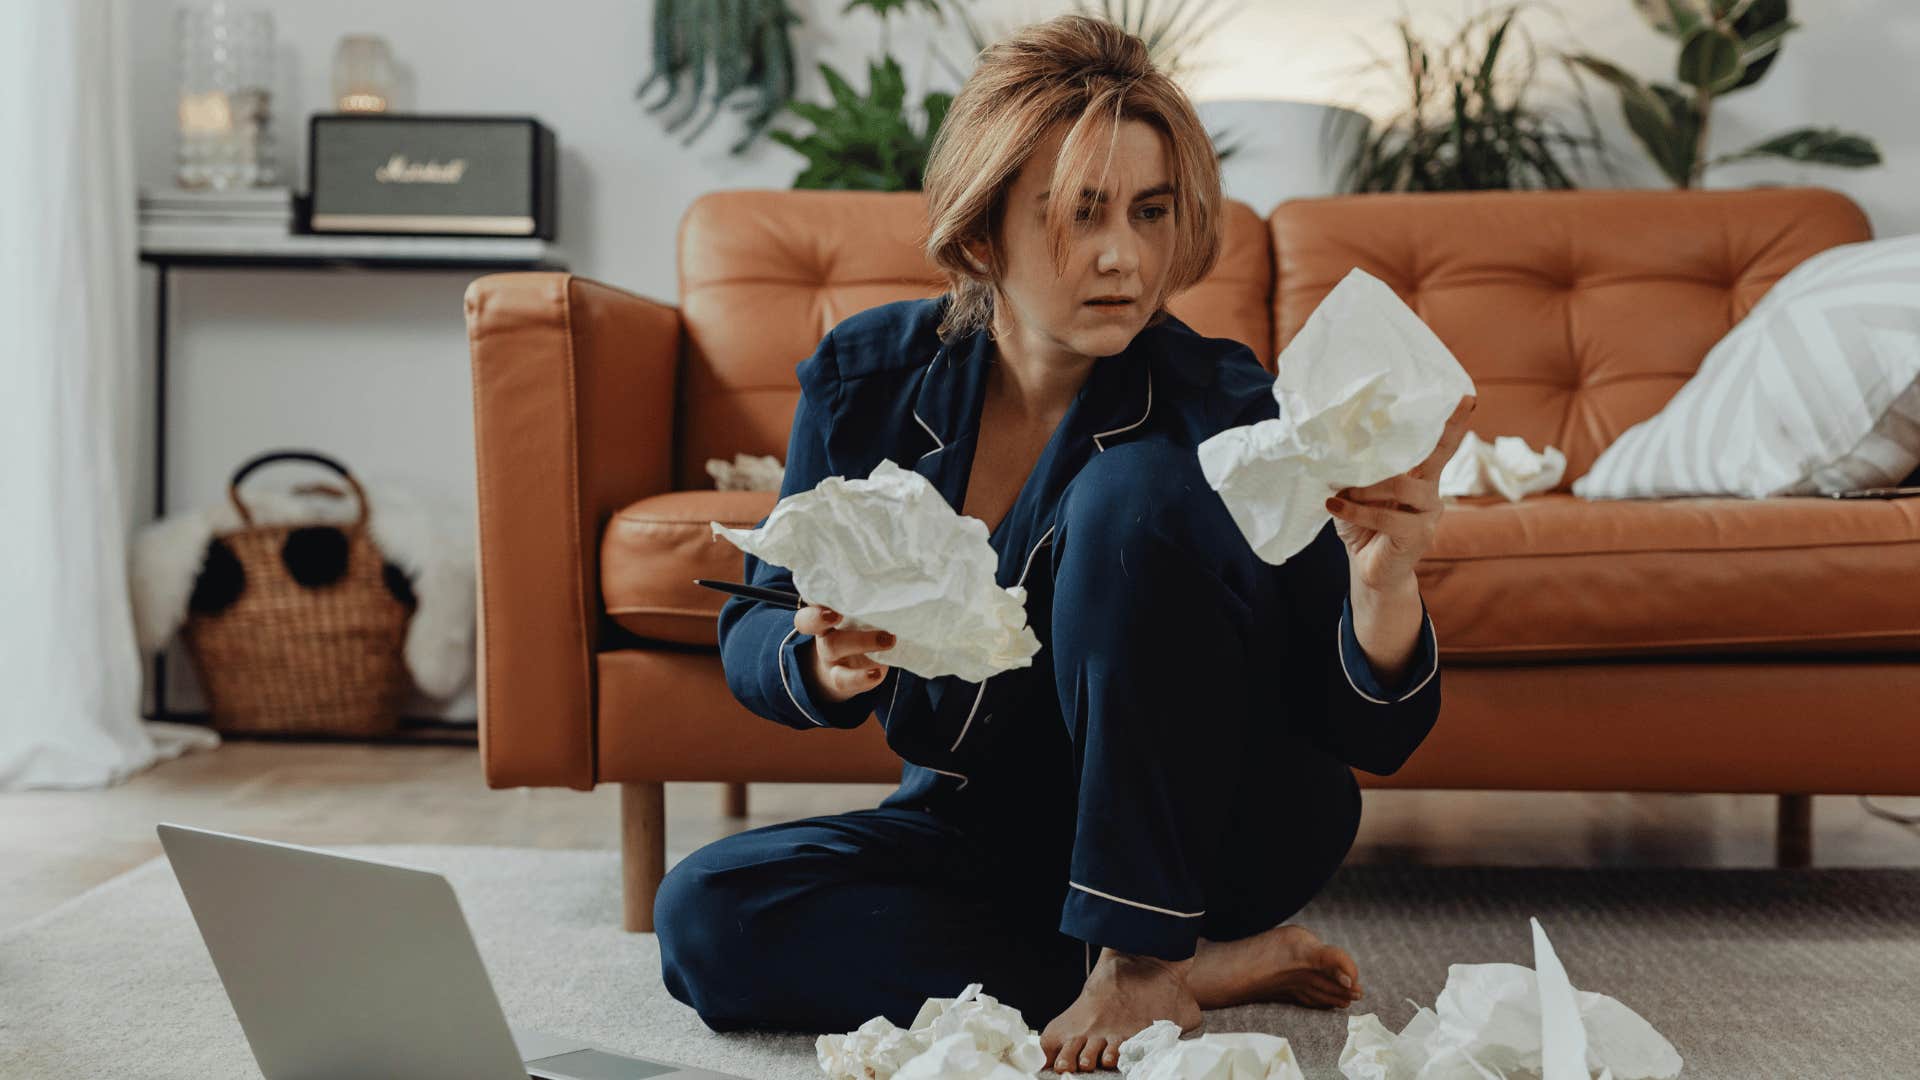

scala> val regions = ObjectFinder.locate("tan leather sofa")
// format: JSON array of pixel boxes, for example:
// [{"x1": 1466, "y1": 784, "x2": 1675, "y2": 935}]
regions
[{"x1": 464, "y1": 187, "x2": 1920, "y2": 933}]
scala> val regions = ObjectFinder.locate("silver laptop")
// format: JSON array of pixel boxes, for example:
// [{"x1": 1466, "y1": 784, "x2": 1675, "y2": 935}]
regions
[{"x1": 157, "y1": 823, "x2": 742, "y2": 1080}]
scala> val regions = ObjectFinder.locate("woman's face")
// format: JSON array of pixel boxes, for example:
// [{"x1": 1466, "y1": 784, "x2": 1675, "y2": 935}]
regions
[{"x1": 969, "y1": 117, "x2": 1178, "y2": 363}]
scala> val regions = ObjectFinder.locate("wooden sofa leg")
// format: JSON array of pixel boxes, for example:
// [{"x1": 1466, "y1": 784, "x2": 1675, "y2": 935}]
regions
[
  {"x1": 724, "y1": 782, "x2": 748, "y2": 818},
  {"x1": 1776, "y1": 794, "x2": 1812, "y2": 868},
  {"x1": 621, "y1": 782, "x2": 666, "y2": 933}
]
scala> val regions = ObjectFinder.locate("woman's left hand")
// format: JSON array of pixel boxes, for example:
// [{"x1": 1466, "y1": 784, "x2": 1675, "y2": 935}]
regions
[{"x1": 1326, "y1": 394, "x2": 1477, "y2": 591}]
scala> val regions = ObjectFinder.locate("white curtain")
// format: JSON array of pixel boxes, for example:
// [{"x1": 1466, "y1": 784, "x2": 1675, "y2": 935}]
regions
[{"x1": 0, "y1": 0, "x2": 216, "y2": 790}]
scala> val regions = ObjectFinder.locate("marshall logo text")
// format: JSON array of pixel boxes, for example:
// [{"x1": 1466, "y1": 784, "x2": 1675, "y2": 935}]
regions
[{"x1": 373, "y1": 154, "x2": 468, "y2": 184}]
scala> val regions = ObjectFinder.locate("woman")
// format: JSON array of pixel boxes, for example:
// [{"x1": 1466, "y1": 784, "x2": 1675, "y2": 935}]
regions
[{"x1": 658, "y1": 14, "x2": 1474, "y2": 1073}]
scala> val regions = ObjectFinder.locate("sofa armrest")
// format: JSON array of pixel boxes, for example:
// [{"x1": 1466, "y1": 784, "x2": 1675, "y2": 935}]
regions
[{"x1": 464, "y1": 273, "x2": 681, "y2": 791}]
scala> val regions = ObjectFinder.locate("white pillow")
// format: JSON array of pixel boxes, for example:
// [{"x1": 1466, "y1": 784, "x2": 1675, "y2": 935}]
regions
[{"x1": 1573, "y1": 234, "x2": 1920, "y2": 499}]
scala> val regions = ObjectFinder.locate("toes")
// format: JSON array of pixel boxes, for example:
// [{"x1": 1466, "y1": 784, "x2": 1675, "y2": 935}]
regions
[
  {"x1": 1079, "y1": 1036, "x2": 1104, "y2": 1071},
  {"x1": 1056, "y1": 1034, "x2": 1087, "y2": 1073},
  {"x1": 1101, "y1": 1039, "x2": 1122, "y2": 1069}
]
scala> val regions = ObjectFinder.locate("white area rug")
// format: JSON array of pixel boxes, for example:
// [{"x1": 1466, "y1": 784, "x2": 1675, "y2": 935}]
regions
[{"x1": 4, "y1": 844, "x2": 1917, "y2": 1078}]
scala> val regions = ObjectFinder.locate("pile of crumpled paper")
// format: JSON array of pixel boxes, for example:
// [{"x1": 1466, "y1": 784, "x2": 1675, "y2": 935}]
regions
[
  {"x1": 814, "y1": 918, "x2": 1680, "y2": 1080},
  {"x1": 816, "y1": 983, "x2": 1047, "y2": 1080}
]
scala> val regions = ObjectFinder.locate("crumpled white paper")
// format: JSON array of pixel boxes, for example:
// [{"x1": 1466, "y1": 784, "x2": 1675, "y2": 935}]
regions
[
  {"x1": 816, "y1": 983, "x2": 1047, "y2": 1080},
  {"x1": 1337, "y1": 917, "x2": 1682, "y2": 1080},
  {"x1": 1198, "y1": 267, "x2": 1478, "y2": 564},
  {"x1": 707, "y1": 451, "x2": 787, "y2": 492},
  {"x1": 1438, "y1": 433, "x2": 1566, "y2": 502},
  {"x1": 1117, "y1": 1019, "x2": 1307, "y2": 1080},
  {"x1": 710, "y1": 459, "x2": 1042, "y2": 682}
]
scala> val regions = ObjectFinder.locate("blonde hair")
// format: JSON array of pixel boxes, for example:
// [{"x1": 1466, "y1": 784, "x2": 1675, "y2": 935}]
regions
[{"x1": 922, "y1": 14, "x2": 1223, "y2": 343}]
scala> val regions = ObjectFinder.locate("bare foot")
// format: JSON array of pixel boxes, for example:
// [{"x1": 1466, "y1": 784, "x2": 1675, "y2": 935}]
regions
[
  {"x1": 1187, "y1": 923, "x2": 1364, "y2": 1010},
  {"x1": 1041, "y1": 949, "x2": 1202, "y2": 1074}
]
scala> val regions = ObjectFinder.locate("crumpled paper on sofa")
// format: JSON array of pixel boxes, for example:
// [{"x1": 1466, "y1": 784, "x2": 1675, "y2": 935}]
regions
[
  {"x1": 710, "y1": 459, "x2": 1042, "y2": 682},
  {"x1": 1337, "y1": 917, "x2": 1683, "y2": 1080},
  {"x1": 1198, "y1": 267, "x2": 1477, "y2": 565},
  {"x1": 816, "y1": 982, "x2": 1047, "y2": 1080},
  {"x1": 1117, "y1": 1019, "x2": 1307, "y2": 1080},
  {"x1": 1438, "y1": 433, "x2": 1566, "y2": 502},
  {"x1": 707, "y1": 451, "x2": 786, "y2": 492}
]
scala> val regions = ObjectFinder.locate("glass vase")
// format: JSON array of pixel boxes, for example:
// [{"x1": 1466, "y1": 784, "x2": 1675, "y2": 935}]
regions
[{"x1": 175, "y1": 1, "x2": 278, "y2": 190}]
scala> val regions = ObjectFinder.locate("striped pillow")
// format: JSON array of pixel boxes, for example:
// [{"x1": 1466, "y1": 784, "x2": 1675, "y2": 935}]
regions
[{"x1": 1573, "y1": 234, "x2": 1920, "y2": 499}]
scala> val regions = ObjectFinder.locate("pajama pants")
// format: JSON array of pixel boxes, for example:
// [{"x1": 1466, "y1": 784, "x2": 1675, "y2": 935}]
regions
[{"x1": 655, "y1": 441, "x2": 1366, "y2": 1034}]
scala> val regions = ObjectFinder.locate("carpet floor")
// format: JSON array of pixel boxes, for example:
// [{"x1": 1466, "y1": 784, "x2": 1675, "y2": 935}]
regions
[{"x1": 3, "y1": 844, "x2": 1915, "y2": 1079}]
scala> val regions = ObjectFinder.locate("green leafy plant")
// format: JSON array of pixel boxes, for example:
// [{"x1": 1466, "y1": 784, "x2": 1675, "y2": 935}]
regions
[
  {"x1": 1341, "y1": 4, "x2": 1605, "y2": 192},
  {"x1": 769, "y1": 0, "x2": 958, "y2": 191},
  {"x1": 635, "y1": 0, "x2": 804, "y2": 155},
  {"x1": 769, "y1": 56, "x2": 954, "y2": 190},
  {"x1": 1567, "y1": 0, "x2": 1881, "y2": 188}
]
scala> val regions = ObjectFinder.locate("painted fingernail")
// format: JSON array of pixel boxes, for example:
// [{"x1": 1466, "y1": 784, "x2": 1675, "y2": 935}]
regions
[
  {"x1": 879, "y1": 632, "x2": 895, "y2": 646},
  {"x1": 822, "y1": 609, "x2": 840, "y2": 622},
  {"x1": 1326, "y1": 497, "x2": 1342, "y2": 510},
  {"x1": 868, "y1": 668, "x2": 881, "y2": 678}
]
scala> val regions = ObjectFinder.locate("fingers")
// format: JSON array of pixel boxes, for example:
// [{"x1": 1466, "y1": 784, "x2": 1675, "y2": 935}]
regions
[
  {"x1": 818, "y1": 658, "x2": 889, "y2": 697},
  {"x1": 1409, "y1": 394, "x2": 1478, "y2": 480},
  {"x1": 792, "y1": 603, "x2": 840, "y2": 636},
  {"x1": 1326, "y1": 493, "x2": 1407, "y2": 534},
  {"x1": 819, "y1": 628, "x2": 895, "y2": 667},
  {"x1": 794, "y1": 605, "x2": 896, "y2": 664},
  {"x1": 1336, "y1": 473, "x2": 1438, "y2": 514}
]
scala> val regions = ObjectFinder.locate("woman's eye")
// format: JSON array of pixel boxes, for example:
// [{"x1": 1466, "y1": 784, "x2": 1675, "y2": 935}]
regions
[{"x1": 1139, "y1": 205, "x2": 1169, "y2": 221}]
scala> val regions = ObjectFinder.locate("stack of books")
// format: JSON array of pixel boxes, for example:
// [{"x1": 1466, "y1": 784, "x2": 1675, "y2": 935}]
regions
[{"x1": 138, "y1": 186, "x2": 295, "y2": 249}]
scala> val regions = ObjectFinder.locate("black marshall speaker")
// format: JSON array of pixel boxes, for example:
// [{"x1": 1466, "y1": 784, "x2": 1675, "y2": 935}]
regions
[{"x1": 307, "y1": 114, "x2": 557, "y2": 239}]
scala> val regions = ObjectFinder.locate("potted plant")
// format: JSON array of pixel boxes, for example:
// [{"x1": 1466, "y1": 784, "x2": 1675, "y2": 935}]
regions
[{"x1": 1566, "y1": 0, "x2": 1880, "y2": 189}]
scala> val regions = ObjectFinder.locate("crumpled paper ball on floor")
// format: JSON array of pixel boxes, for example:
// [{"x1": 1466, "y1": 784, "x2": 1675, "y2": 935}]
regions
[
  {"x1": 1337, "y1": 917, "x2": 1682, "y2": 1080},
  {"x1": 1116, "y1": 1019, "x2": 1307, "y2": 1080},
  {"x1": 816, "y1": 983, "x2": 1046, "y2": 1080}
]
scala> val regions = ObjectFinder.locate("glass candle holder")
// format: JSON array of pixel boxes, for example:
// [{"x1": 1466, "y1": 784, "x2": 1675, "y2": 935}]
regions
[
  {"x1": 332, "y1": 34, "x2": 396, "y2": 113},
  {"x1": 175, "y1": 1, "x2": 278, "y2": 189}
]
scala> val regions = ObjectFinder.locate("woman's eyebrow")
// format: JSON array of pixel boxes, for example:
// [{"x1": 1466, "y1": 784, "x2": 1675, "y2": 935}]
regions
[{"x1": 1038, "y1": 182, "x2": 1176, "y2": 203}]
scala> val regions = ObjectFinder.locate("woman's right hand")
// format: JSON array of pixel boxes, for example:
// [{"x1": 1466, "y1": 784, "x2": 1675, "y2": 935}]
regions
[{"x1": 795, "y1": 603, "x2": 894, "y2": 705}]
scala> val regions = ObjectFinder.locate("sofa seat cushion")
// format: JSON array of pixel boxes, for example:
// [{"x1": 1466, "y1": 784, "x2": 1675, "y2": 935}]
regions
[
  {"x1": 1422, "y1": 493, "x2": 1920, "y2": 662},
  {"x1": 603, "y1": 490, "x2": 777, "y2": 645},
  {"x1": 604, "y1": 489, "x2": 1920, "y2": 659}
]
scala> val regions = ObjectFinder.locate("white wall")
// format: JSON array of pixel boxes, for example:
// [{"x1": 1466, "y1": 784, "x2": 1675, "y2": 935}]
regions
[{"x1": 127, "y1": 0, "x2": 1917, "y2": 716}]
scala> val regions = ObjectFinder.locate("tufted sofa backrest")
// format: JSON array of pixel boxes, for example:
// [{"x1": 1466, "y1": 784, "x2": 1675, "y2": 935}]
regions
[
  {"x1": 673, "y1": 190, "x2": 1275, "y2": 490},
  {"x1": 1269, "y1": 187, "x2": 1871, "y2": 490}
]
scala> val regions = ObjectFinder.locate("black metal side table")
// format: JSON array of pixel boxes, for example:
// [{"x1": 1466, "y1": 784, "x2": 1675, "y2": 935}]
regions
[{"x1": 138, "y1": 231, "x2": 567, "y2": 724}]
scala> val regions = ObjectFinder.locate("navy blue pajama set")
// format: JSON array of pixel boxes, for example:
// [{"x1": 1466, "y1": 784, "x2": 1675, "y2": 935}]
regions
[{"x1": 655, "y1": 296, "x2": 1442, "y2": 1034}]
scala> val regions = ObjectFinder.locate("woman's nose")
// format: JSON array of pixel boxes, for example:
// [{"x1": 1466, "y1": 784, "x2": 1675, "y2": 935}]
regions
[{"x1": 1096, "y1": 226, "x2": 1139, "y2": 274}]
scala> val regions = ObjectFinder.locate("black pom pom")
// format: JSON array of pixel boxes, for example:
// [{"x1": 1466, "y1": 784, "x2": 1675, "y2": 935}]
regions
[
  {"x1": 188, "y1": 538, "x2": 246, "y2": 614},
  {"x1": 382, "y1": 561, "x2": 418, "y2": 612},
  {"x1": 282, "y1": 526, "x2": 350, "y2": 588}
]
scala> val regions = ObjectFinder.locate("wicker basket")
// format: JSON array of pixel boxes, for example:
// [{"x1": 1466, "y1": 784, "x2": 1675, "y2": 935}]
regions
[{"x1": 180, "y1": 450, "x2": 413, "y2": 737}]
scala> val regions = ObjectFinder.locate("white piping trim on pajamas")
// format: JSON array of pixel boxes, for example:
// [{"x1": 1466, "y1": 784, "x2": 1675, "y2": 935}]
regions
[
  {"x1": 1337, "y1": 607, "x2": 1439, "y2": 704},
  {"x1": 779, "y1": 625, "x2": 829, "y2": 726},
  {"x1": 913, "y1": 345, "x2": 948, "y2": 460},
  {"x1": 947, "y1": 524, "x2": 1057, "y2": 754},
  {"x1": 1091, "y1": 370, "x2": 1153, "y2": 451},
  {"x1": 924, "y1": 765, "x2": 970, "y2": 790},
  {"x1": 1068, "y1": 880, "x2": 1204, "y2": 918}
]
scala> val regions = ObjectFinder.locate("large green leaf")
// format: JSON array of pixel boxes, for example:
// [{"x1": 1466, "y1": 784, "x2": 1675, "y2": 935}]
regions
[
  {"x1": 1567, "y1": 54, "x2": 1691, "y2": 185},
  {"x1": 1677, "y1": 26, "x2": 1744, "y2": 91},
  {"x1": 1632, "y1": 0, "x2": 1708, "y2": 37},
  {"x1": 1727, "y1": 0, "x2": 1792, "y2": 91},
  {"x1": 1710, "y1": 127, "x2": 1883, "y2": 168}
]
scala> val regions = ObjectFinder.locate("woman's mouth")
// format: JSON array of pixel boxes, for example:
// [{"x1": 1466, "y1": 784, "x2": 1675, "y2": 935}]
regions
[{"x1": 1084, "y1": 298, "x2": 1135, "y2": 311}]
